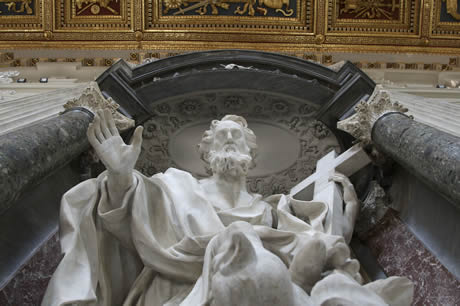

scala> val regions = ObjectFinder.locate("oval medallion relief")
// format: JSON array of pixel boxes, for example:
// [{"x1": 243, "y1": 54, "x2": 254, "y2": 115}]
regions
[
  {"x1": 169, "y1": 121, "x2": 301, "y2": 177},
  {"x1": 135, "y1": 90, "x2": 340, "y2": 196}
]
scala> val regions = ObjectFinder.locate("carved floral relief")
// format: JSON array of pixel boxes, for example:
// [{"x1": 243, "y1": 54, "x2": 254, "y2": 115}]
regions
[{"x1": 135, "y1": 91, "x2": 340, "y2": 197}]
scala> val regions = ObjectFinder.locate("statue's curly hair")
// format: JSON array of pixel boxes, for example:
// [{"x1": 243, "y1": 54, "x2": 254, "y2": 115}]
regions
[{"x1": 197, "y1": 115, "x2": 258, "y2": 169}]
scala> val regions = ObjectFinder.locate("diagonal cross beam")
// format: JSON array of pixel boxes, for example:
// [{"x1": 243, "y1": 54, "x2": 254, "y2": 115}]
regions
[{"x1": 290, "y1": 144, "x2": 371, "y2": 236}]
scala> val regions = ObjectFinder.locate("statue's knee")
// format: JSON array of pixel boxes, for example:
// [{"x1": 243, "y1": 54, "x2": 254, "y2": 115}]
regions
[{"x1": 290, "y1": 238, "x2": 327, "y2": 293}]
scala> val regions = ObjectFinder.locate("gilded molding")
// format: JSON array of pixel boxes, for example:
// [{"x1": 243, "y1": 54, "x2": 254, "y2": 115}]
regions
[
  {"x1": 0, "y1": 0, "x2": 458, "y2": 50},
  {"x1": 1, "y1": 51, "x2": 459, "y2": 72},
  {"x1": 337, "y1": 85, "x2": 408, "y2": 145},
  {"x1": 2, "y1": 41, "x2": 460, "y2": 55},
  {"x1": 0, "y1": 37, "x2": 459, "y2": 53},
  {"x1": 315, "y1": 0, "x2": 326, "y2": 35}
]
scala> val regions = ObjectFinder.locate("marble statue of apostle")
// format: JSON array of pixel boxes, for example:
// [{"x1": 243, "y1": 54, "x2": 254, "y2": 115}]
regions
[{"x1": 42, "y1": 110, "x2": 413, "y2": 306}]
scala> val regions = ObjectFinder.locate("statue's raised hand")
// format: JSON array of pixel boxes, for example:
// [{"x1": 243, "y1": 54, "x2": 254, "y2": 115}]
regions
[{"x1": 87, "y1": 109, "x2": 143, "y2": 183}]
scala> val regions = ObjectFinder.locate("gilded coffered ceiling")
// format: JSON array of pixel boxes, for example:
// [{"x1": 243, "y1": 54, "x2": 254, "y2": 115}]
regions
[{"x1": 0, "y1": 0, "x2": 459, "y2": 53}]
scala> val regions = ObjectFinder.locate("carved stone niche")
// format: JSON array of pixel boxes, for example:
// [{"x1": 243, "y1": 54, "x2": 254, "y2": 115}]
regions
[
  {"x1": 135, "y1": 90, "x2": 341, "y2": 197},
  {"x1": 97, "y1": 50, "x2": 375, "y2": 197},
  {"x1": 97, "y1": 50, "x2": 375, "y2": 151}
]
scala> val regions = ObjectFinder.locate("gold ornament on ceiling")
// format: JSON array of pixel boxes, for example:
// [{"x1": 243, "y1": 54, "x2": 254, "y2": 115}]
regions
[
  {"x1": 76, "y1": 0, "x2": 119, "y2": 15},
  {"x1": 442, "y1": 0, "x2": 460, "y2": 20},
  {"x1": 340, "y1": 0, "x2": 400, "y2": 20},
  {"x1": 0, "y1": 0, "x2": 33, "y2": 15},
  {"x1": 0, "y1": 0, "x2": 459, "y2": 53},
  {"x1": 163, "y1": 0, "x2": 294, "y2": 16},
  {"x1": 163, "y1": 0, "x2": 185, "y2": 14}
]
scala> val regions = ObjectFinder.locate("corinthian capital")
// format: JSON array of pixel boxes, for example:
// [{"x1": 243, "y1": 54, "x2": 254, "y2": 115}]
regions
[
  {"x1": 337, "y1": 85, "x2": 408, "y2": 145},
  {"x1": 63, "y1": 81, "x2": 135, "y2": 132}
]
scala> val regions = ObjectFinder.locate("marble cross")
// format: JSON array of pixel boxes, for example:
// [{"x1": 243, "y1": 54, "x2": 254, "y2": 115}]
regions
[{"x1": 290, "y1": 144, "x2": 371, "y2": 236}]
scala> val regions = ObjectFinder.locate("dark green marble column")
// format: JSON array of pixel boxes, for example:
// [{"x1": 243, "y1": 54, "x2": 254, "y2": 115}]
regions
[
  {"x1": 372, "y1": 112, "x2": 460, "y2": 207},
  {"x1": 0, "y1": 108, "x2": 93, "y2": 215}
]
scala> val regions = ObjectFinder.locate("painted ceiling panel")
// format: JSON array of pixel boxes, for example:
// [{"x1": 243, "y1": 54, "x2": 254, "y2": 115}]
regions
[{"x1": 0, "y1": 0, "x2": 459, "y2": 53}]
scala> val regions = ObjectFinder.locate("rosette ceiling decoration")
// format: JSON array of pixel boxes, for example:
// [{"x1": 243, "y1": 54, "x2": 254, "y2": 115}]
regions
[{"x1": 0, "y1": 0, "x2": 460, "y2": 53}]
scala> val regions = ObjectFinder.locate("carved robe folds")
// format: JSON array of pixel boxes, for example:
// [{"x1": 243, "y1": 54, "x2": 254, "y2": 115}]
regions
[{"x1": 42, "y1": 168, "x2": 412, "y2": 306}]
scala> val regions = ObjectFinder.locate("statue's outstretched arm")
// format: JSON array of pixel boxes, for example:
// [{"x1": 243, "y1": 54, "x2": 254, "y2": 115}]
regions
[
  {"x1": 87, "y1": 109, "x2": 143, "y2": 209},
  {"x1": 330, "y1": 172, "x2": 360, "y2": 244}
]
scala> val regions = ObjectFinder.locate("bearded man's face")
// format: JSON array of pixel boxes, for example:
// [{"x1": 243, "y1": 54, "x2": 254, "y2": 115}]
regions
[{"x1": 208, "y1": 121, "x2": 252, "y2": 177}]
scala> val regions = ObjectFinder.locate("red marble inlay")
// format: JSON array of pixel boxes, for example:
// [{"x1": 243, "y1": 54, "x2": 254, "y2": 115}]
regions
[
  {"x1": 364, "y1": 209, "x2": 460, "y2": 305},
  {"x1": 2, "y1": 209, "x2": 459, "y2": 305},
  {"x1": 0, "y1": 232, "x2": 63, "y2": 306}
]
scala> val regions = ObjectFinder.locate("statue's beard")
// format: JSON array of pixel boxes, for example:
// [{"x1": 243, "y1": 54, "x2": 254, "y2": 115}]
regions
[{"x1": 208, "y1": 149, "x2": 252, "y2": 178}]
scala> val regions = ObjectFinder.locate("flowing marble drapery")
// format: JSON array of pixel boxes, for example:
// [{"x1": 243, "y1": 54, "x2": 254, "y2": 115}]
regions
[{"x1": 42, "y1": 168, "x2": 412, "y2": 306}]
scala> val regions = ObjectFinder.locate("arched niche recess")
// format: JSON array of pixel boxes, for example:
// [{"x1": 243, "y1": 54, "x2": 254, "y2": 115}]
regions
[{"x1": 97, "y1": 50, "x2": 375, "y2": 196}]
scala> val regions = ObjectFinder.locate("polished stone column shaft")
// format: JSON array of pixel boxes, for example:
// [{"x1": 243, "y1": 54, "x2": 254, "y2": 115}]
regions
[
  {"x1": 0, "y1": 109, "x2": 93, "y2": 215},
  {"x1": 372, "y1": 112, "x2": 460, "y2": 206}
]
